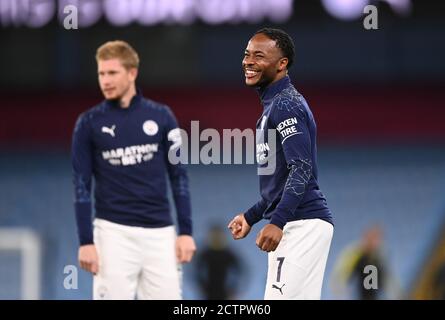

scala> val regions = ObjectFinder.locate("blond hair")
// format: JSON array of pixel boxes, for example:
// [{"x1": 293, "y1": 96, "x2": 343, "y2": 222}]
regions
[{"x1": 96, "y1": 40, "x2": 139, "y2": 70}]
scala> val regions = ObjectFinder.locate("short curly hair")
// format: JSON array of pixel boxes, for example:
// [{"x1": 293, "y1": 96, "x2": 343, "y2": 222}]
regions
[{"x1": 255, "y1": 28, "x2": 295, "y2": 69}]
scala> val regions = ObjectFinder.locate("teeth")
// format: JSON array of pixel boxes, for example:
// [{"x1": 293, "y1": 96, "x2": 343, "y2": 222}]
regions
[{"x1": 245, "y1": 70, "x2": 258, "y2": 76}]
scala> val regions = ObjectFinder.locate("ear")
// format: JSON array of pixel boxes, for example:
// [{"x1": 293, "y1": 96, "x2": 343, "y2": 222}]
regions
[
  {"x1": 277, "y1": 57, "x2": 289, "y2": 72},
  {"x1": 129, "y1": 68, "x2": 138, "y2": 81}
]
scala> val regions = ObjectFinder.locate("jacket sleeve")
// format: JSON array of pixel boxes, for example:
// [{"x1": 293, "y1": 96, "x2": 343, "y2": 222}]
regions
[
  {"x1": 71, "y1": 113, "x2": 94, "y2": 245},
  {"x1": 244, "y1": 197, "x2": 268, "y2": 226},
  {"x1": 163, "y1": 106, "x2": 193, "y2": 236},
  {"x1": 268, "y1": 97, "x2": 313, "y2": 229}
]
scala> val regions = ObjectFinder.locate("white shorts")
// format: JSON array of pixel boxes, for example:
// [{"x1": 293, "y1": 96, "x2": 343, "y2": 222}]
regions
[
  {"x1": 93, "y1": 218, "x2": 182, "y2": 300},
  {"x1": 264, "y1": 219, "x2": 333, "y2": 300}
]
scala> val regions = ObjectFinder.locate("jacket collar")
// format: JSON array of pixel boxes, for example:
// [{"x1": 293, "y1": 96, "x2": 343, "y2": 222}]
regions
[
  {"x1": 257, "y1": 75, "x2": 291, "y2": 105},
  {"x1": 105, "y1": 87, "x2": 143, "y2": 110}
]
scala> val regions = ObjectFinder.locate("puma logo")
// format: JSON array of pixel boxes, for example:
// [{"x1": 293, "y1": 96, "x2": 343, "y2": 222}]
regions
[
  {"x1": 272, "y1": 283, "x2": 285, "y2": 295},
  {"x1": 102, "y1": 125, "x2": 116, "y2": 137}
]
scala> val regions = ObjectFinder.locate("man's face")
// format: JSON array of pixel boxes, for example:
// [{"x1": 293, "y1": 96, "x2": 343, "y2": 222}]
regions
[
  {"x1": 97, "y1": 58, "x2": 137, "y2": 100},
  {"x1": 242, "y1": 33, "x2": 287, "y2": 88}
]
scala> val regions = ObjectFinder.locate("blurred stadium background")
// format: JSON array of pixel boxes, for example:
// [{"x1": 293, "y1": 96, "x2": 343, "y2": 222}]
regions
[{"x1": 0, "y1": 0, "x2": 444, "y2": 299}]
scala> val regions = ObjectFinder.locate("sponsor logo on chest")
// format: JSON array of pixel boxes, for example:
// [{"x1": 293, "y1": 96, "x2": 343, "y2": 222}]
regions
[
  {"x1": 99, "y1": 120, "x2": 160, "y2": 166},
  {"x1": 102, "y1": 144, "x2": 159, "y2": 166}
]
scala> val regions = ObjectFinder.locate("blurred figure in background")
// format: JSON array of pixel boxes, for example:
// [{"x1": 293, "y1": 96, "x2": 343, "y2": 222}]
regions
[
  {"x1": 71, "y1": 40, "x2": 196, "y2": 299},
  {"x1": 195, "y1": 225, "x2": 244, "y2": 300},
  {"x1": 331, "y1": 225, "x2": 399, "y2": 299},
  {"x1": 432, "y1": 259, "x2": 445, "y2": 299},
  {"x1": 410, "y1": 228, "x2": 445, "y2": 300}
]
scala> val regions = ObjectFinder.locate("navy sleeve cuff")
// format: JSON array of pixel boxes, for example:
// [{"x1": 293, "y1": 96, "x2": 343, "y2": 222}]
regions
[
  {"x1": 244, "y1": 198, "x2": 269, "y2": 226},
  {"x1": 175, "y1": 195, "x2": 193, "y2": 236},
  {"x1": 178, "y1": 222, "x2": 192, "y2": 236},
  {"x1": 75, "y1": 202, "x2": 94, "y2": 245},
  {"x1": 269, "y1": 211, "x2": 288, "y2": 230},
  {"x1": 244, "y1": 209, "x2": 262, "y2": 227}
]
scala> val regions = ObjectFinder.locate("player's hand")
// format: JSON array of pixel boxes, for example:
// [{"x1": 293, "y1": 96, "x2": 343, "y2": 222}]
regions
[
  {"x1": 176, "y1": 235, "x2": 196, "y2": 263},
  {"x1": 256, "y1": 224, "x2": 283, "y2": 252},
  {"x1": 228, "y1": 213, "x2": 251, "y2": 240},
  {"x1": 78, "y1": 244, "x2": 99, "y2": 275}
]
